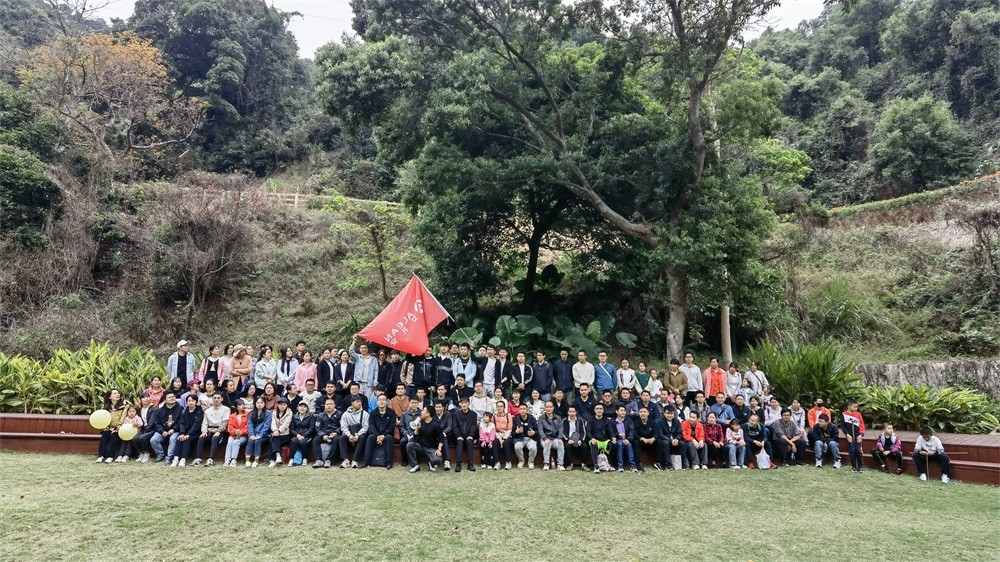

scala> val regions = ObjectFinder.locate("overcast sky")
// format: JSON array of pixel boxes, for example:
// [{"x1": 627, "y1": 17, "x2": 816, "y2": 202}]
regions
[{"x1": 92, "y1": 0, "x2": 827, "y2": 59}]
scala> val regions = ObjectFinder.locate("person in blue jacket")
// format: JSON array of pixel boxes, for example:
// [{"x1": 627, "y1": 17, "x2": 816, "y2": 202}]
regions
[{"x1": 246, "y1": 396, "x2": 272, "y2": 468}]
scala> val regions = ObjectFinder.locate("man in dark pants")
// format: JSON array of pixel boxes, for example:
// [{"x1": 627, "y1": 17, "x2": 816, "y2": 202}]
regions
[
  {"x1": 588, "y1": 403, "x2": 615, "y2": 474},
  {"x1": 364, "y1": 393, "x2": 396, "y2": 469},
  {"x1": 656, "y1": 407, "x2": 683, "y2": 470},
  {"x1": 407, "y1": 406, "x2": 444, "y2": 472},
  {"x1": 452, "y1": 397, "x2": 479, "y2": 472},
  {"x1": 312, "y1": 398, "x2": 341, "y2": 468},
  {"x1": 562, "y1": 405, "x2": 589, "y2": 470},
  {"x1": 336, "y1": 397, "x2": 369, "y2": 468}
]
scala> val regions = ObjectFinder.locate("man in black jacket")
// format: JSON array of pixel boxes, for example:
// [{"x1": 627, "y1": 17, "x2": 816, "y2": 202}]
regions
[
  {"x1": 289, "y1": 401, "x2": 315, "y2": 466},
  {"x1": 312, "y1": 398, "x2": 341, "y2": 468},
  {"x1": 407, "y1": 406, "x2": 444, "y2": 472},
  {"x1": 562, "y1": 405, "x2": 589, "y2": 470},
  {"x1": 452, "y1": 398, "x2": 479, "y2": 472},
  {"x1": 433, "y1": 402, "x2": 455, "y2": 470},
  {"x1": 575, "y1": 383, "x2": 597, "y2": 425},
  {"x1": 149, "y1": 392, "x2": 183, "y2": 464},
  {"x1": 449, "y1": 375, "x2": 474, "y2": 405},
  {"x1": 174, "y1": 395, "x2": 204, "y2": 467},
  {"x1": 632, "y1": 406, "x2": 658, "y2": 472},
  {"x1": 731, "y1": 395, "x2": 752, "y2": 426},
  {"x1": 338, "y1": 382, "x2": 366, "y2": 412},
  {"x1": 656, "y1": 407, "x2": 683, "y2": 470},
  {"x1": 552, "y1": 349, "x2": 574, "y2": 403},
  {"x1": 432, "y1": 343, "x2": 455, "y2": 391},
  {"x1": 316, "y1": 383, "x2": 339, "y2": 414},
  {"x1": 364, "y1": 394, "x2": 397, "y2": 469},
  {"x1": 588, "y1": 403, "x2": 615, "y2": 473},
  {"x1": 411, "y1": 348, "x2": 436, "y2": 397}
]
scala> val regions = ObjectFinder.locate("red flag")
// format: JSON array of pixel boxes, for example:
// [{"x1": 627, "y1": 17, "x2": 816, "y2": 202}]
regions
[{"x1": 357, "y1": 275, "x2": 451, "y2": 356}]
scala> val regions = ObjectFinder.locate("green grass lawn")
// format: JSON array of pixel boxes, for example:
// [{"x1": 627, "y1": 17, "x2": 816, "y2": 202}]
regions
[{"x1": 1, "y1": 451, "x2": 997, "y2": 561}]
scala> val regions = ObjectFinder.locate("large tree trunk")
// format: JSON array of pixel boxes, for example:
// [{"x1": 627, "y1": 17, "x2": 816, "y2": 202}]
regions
[
  {"x1": 521, "y1": 230, "x2": 544, "y2": 312},
  {"x1": 720, "y1": 304, "x2": 732, "y2": 365},
  {"x1": 666, "y1": 262, "x2": 687, "y2": 360}
]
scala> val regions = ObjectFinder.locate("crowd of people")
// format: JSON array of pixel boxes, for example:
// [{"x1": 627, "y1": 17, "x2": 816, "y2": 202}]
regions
[{"x1": 92, "y1": 337, "x2": 954, "y2": 482}]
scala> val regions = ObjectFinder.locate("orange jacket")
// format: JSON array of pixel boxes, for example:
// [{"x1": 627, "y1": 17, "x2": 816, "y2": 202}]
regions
[
  {"x1": 807, "y1": 406, "x2": 831, "y2": 428},
  {"x1": 228, "y1": 412, "x2": 248, "y2": 437},
  {"x1": 681, "y1": 419, "x2": 705, "y2": 442},
  {"x1": 704, "y1": 368, "x2": 727, "y2": 398}
]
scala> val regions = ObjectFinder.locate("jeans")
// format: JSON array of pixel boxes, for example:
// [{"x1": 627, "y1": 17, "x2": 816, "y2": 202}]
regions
[
  {"x1": 195, "y1": 433, "x2": 225, "y2": 460},
  {"x1": 246, "y1": 436, "x2": 266, "y2": 458},
  {"x1": 290, "y1": 435, "x2": 312, "y2": 463},
  {"x1": 727, "y1": 444, "x2": 746, "y2": 466},
  {"x1": 176, "y1": 435, "x2": 196, "y2": 459},
  {"x1": 656, "y1": 439, "x2": 674, "y2": 467},
  {"x1": 270, "y1": 434, "x2": 292, "y2": 461},
  {"x1": 913, "y1": 452, "x2": 951, "y2": 476},
  {"x1": 542, "y1": 438, "x2": 565, "y2": 467},
  {"x1": 514, "y1": 438, "x2": 538, "y2": 465},
  {"x1": 135, "y1": 431, "x2": 155, "y2": 455},
  {"x1": 150, "y1": 432, "x2": 178, "y2": 461},
  {"x1": 405, "y1": 442, "x2": 441, "y2": 467},
  {"x1": 615, "y1": 438, "x2": 635, "y2": 469},
  {"x1": 225, "y1": 436, "x2": 246, "y2": 462},
  {"x1": 773, "y1": 437, "x2": 809, "y2": 464},
  {"x1": 814, "y1": 440, "x2": 841, "y2": 463}
]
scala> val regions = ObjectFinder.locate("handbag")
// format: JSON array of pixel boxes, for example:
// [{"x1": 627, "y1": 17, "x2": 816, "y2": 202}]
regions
[
  {"x1": 756, "y1": 449, "x2": 771, "y2": 469},
  {"x1": 670, "y1": 454, "x2": 683, "y2": 471}
]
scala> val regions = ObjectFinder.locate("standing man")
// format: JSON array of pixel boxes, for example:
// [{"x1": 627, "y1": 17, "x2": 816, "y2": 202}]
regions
[
  {"x1": 433, "y1": 343, "x2": 455, "y2": 392},
  {"x1": 664, "y1": 358, "x2": 688, "y2": 400},
  {"x1": 167, "y1": 340, "x2": 196, "y2": 391},
  {"x1": 453, "y1": 344, "x2": 477, "y2": 389},
  {"x1": 512, "y1": 352, "x2": 534, "y2": 398},
  {"x1": 481, "y1": 345, "x2": 498, "y2": 395},
  {"x1": 349, "y1": 336, "x2": 378, "y2": 399},
  {"x1": 532, "y1": 351, "x2": 553, "y2": 402},
  {"x1": 294, "y1": 340, "x2": 307, "y2": 363},
  {"x1": 553, "y1": 349, "x2": 574, "y2": 403},
  {"x1": 572, "y1": 350, "x2": 595, "y2": 398},
  {"x1": 679, "y1": 352, "x2": 702, "y2": 406},
  {"x1": 593, "y1": 352, "x2": 616, "y2": 398},
  {"x1": 452, "y1": 397, "x2": 479, "y2": 472}
]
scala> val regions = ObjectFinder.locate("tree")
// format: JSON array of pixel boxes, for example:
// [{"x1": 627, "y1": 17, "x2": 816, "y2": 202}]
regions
[
  {"x1": 868, "y1": 94, "x2": 976, "y2": 195},
  {"x1": 128, "y1": 0, "x2": 310, "y2": 175},
  {"x1": 18, "y1": 31, "x2": 204, "y2": 176},
  {"x1": 332, "y1": 0, "x2": 780, "y2": 359},
  {"x1": 0, "y1": 144, "x2": 59, "y2": 247}
]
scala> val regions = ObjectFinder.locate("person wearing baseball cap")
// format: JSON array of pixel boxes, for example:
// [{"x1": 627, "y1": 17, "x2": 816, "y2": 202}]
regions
[{"x1": 167, "y1": 340, "x2": 196, "y2": 391}]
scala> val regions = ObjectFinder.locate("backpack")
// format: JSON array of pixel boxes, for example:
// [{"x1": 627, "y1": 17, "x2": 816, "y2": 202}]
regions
[{"x1": 596, "y1": 453, "x2": 612, "y2": 472}]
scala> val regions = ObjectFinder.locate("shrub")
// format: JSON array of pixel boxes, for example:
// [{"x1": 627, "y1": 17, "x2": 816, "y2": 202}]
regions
[
  {"x1": 450, "y1": 314, "x2": 637, "y2": 359},
  {"x1": 748, "y1": 339, "x2": 861, "y2": 407},
  {"x1": 860, "y1": 384, "x2": 1000, "y2": 435},
  {"x1": 0, "y1": 341, "x2": 166, "y2": 414}
]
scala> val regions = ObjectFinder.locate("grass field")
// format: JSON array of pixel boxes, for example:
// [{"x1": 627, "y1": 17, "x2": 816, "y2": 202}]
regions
[{"x1": 1, "y1": 452, "x2": 998, "y2": 561}]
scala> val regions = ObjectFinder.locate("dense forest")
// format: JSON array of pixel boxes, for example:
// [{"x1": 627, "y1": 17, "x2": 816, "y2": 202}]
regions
[{"x1": 0, "y1": 0, "x2": 998, "y2": 363}]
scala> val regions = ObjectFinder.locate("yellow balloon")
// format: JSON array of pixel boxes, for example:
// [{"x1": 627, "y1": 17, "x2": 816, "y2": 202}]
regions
[
  {"x1": 118, "y1": 423, "x2": 138, "y2": 441},
  {"x1": 89, "y1": 409, "x2": 112, "y2": 430}
]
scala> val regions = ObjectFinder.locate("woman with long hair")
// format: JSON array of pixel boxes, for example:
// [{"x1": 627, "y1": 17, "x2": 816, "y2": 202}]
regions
[
  {"x1": 197, "y1": 345, "x2": 230, "y2": 388},
  {"x1": 493, "y1": 401, "x2": 514, "y2": 470},
  {"x1": 253, "y1": 346, "x2": 277, "y2": 393},
  {"x1": 268, "y1": 398, "x2": 293, "y2": 468},
  {"x1": 225, "y1": 400, "x2": 249, "y2": 467},
  {"x1": 144, "y1": 376, "x2": 165, "y2": 407},
  {"x1": 246, "y1": 396, "x2": 272, "y2": 468},
  {"x1": 262, "y1": 382, "x2": 279, "y2": 411},
  {"x1": 293, "y1": 350, "x2": 317, "y2": 393},
  {"x1": 276, "y1": 346, "x2": 298, "y2": 396},
  {"x1": 96, "y1": 389, "x2": 128, "y2": 464}
]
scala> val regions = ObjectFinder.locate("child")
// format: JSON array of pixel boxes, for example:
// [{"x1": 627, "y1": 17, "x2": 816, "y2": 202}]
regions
[
  {"x1": 479, "y1": 412, "x2": 497, "y2": 470},
  {"x1": 114, "y1": 405, "x2": 144, "y2": 463},
  {"x1": 913, "y1": 427, "x2": 951, "y2": 483},
  {"x1": 646, "y1": 370, "x2": 664, "y2": 403},
  {"x1": 760, "y1": 385, "x2": 774, "y2": 406},
  {"x1": 873, "y1": 423, "x2": 904, "y2": 474},
  {"x1": 725, "y1": 418, "x2": 746, "y2": 469},
  {"x1": 840, "y1": 400, "x2": 866, "y2": 472},
  {"x1": 736, "y1": 377, "x2": 755, "y2": 405}
]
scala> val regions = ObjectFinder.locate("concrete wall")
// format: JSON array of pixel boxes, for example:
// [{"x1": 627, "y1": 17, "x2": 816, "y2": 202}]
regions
[{"x1": 855, "y1": 360, "x2": 1000, "y2": 399}]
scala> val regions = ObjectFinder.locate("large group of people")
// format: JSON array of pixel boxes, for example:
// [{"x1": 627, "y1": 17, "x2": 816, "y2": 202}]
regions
[{"x1": 92, "y1": 337, "x2": 954, "y2": 482}]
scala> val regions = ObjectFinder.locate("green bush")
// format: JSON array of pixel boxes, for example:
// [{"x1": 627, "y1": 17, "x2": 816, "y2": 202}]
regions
[
  {"x1": 0, "y1": 341, "x2": 167, "y2": 414},
  {"x1": 451, "y1": 314, "x2": 637, "y2": 359},
  {"x1": 748, "y1": 339, "x2": 861, "y2": 407},
  {"x1": 860, "y1": 384, "x2": 1000, "y2": 435}
]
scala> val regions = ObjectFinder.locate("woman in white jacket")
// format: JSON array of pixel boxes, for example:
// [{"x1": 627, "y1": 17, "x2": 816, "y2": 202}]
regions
[
  {"x1": 616, "y1": 359, "x2": 638, "y2": 394},
  {"x1": 267, "y1": 398, "x2": 293, "y2": 468}
]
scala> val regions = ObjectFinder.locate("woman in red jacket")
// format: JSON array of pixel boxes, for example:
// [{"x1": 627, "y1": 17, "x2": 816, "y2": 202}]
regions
[{"x1": 224, "y1": 400, "x2": 249, "y2": 467}]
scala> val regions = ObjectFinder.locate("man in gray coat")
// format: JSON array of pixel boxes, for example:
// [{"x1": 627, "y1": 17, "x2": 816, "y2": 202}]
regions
[{"x1": 537, "y1": 401, "x2": 565, "y2": 470}]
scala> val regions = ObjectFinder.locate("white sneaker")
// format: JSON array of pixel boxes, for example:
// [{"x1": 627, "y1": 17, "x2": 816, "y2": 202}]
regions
[
  {"x1": 191, "y1": 459, "x2": 202, "y2": 466},
  {"x1": 558, "y1": 465, "x2": 565, "y2": 471},
  {"x1": 96, "y1": 456, "x2": 104, "y2": 463},
  {"x1": 288, "y1": 460, "x2": 294, "y2": 467},
  {"x1": 115, "y1": 456, "x2": 126, "y2": 463},
  {"x1": 919, "y1": 473, "x2": 927, "y2": 481},
  {"x1": 351, "y1": 461, "x2": 359, "y2": 468},
  {"x1": 170, "y1": 458, "x2": 179, "y2": 467},
  {"x1": 692, "y1": 465, "x2": 701, "y2": 470},
  {"x1": 505, "y1": 462, "x2": 512, "y2": 470},
  {"x1": 428, "y1": 462, "x2": 437, "y2": 472},
  {"x1": 443, "y1": 461, "x2": 451, "y2": 470},
  {"x1": 251, "y1": 461, "x2": 258, "y2": 468},
  {"x1": 480, "y1": 464, "x2": 486, "y2": 470},
  {"x1": 245, "y1": 460, "x2": 252, "y2": 468},
  {"x1": 816, "y1": 461, "x2": 822, "y2": 468},
  {"x1": 267, "y1": 461, "x2": 277, "y2": 468},
  {"x1": 409, "y1": 465, "x2": 420, "y2": 473},
  {"x1": 543, "y1": 465, "x2": 550, "y2": 471},
  {"x1": 834, "y1": 460, "x2": 841, "y2": 469},
  {"x1": 341, "y1": 459, "x2": 351, "y2": 468},
  {"x1": 517, "y1": 461, "x2": 524, "y2": 468},
  {"x1": 494, "y1": 464, "x2": 500, "y2": 470},
  {"x1": 104, "y1": 457, "x2": 113, "y2": 463},
  {"x1": 941, "y1": 475, "x2": 950, "y2": 484},
  {"x1": 205, "y1": 459, "x2": 213, "y2": 467},
  {"x1": 178, "y1": 459, "x2": 186, "y2": 467}
]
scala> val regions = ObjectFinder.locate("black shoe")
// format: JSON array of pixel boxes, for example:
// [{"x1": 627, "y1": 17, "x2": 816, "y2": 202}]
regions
[
  {"x1": 468, "y1": 463, "x2": 476, "y2": 472},
  {"x1": 455, "y1": 463, "x2": 461, "y2": 473},
  {"x1": 358, "y1": 463, "x2": 368, "y2": 469},
  {"x1": 386, "y1": 463, "x2": 393, "y2": 470}
]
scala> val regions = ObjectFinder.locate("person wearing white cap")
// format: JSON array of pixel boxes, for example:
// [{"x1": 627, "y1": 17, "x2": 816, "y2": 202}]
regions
[{"x1": 167, "y1": 340, "x2": 197, "y2": 390}]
